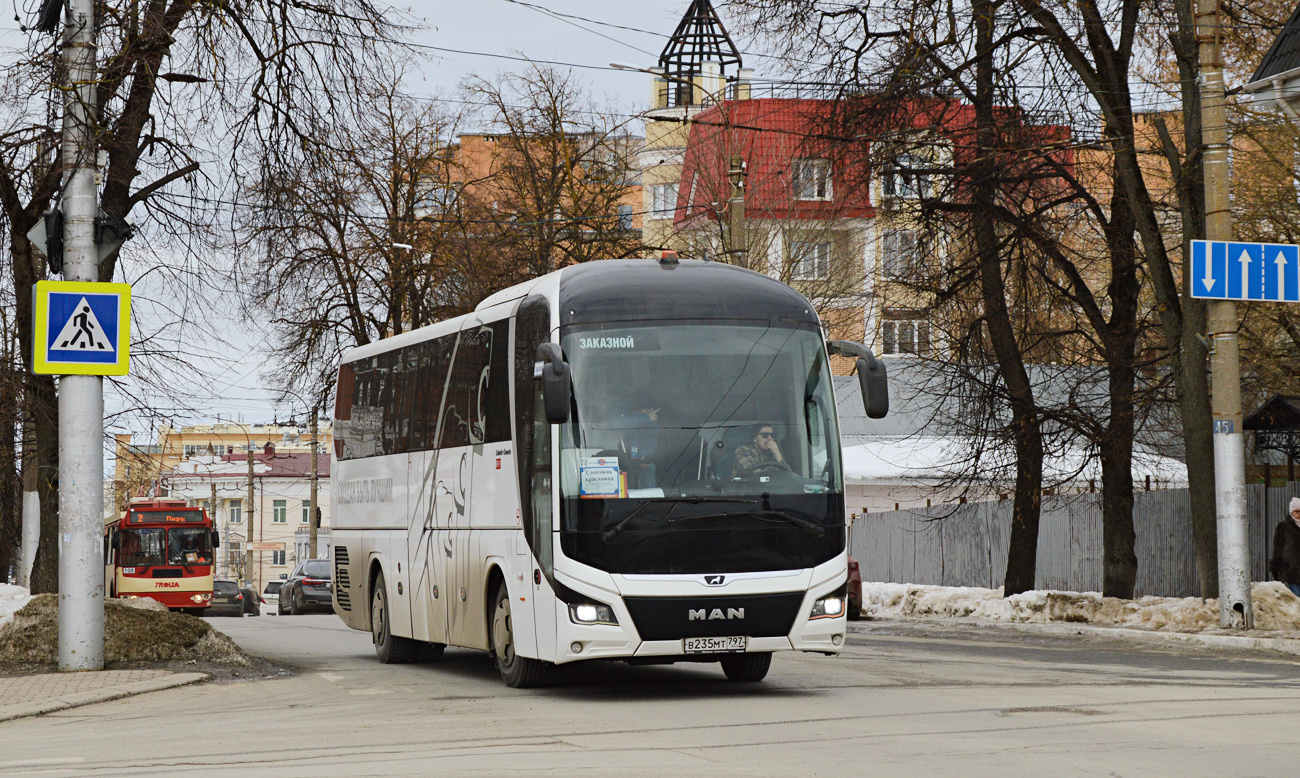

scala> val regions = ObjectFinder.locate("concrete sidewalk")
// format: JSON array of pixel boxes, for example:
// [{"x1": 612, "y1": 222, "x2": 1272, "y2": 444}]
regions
[
  {"x1": 0, "y1": 669, "x2": 207, "y2": 723},
  {"x1": 852, "y1": 616, "x2": 1300, "y2": 656}
]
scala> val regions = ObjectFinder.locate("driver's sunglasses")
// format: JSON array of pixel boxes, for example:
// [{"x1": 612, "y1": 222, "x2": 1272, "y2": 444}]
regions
[{"x1": 757, "y1": 431, "x2": 774, "y2": 438}]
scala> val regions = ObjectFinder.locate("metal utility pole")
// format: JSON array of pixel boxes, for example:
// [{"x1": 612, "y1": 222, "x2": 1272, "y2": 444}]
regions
[
  {"x1": 245, "y1": 441, "x2": 255, "y2": 590},
  {"x1": 309, "y1": 407, "x2": 319, "y2": 560},
  {"x1": 209, "y1": 478, "x2": 219, "y2": 576},
  {"x1": 1198, "y1": 0, "x2": 1252, "y2": 628},
  {"x1": 56, "y1": 0, "x2": 104, "y2": 671}
]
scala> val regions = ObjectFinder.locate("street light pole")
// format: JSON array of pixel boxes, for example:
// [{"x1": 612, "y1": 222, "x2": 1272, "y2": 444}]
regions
[
  {"x1": 57, "y1": 0, "x2": 105, "y2": 670},
  {"x1": 309, "y1": 406, "x2": 319, "y2": 560},
  {"x1": 1197, "y1": 0, "x2": 1252, "y2": 628}
]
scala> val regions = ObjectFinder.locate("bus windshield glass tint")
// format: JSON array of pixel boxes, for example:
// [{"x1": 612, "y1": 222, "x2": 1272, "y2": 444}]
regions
[
  {"x1": 119, "y1": 528, "x2": 166, "y2": 567},
  {"x1": 560, "y1": 322, "x2": 841, "y2": 499}
]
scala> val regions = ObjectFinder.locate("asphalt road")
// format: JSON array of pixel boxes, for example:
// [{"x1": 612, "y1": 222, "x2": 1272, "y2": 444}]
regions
[{"x1": 2, "y1": 613, "x2": 1300, "y2": 777}]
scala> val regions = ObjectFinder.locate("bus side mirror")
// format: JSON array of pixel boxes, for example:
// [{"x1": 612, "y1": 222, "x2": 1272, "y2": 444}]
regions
[
  {"x1": 827, "y1": 340, "x2": 889, "y2": 419},
  {"x1": 535, "y1": 343, "x2": 571, "y2": 424},
  {"x1": 211, "y1": 530, "x2": 220, "y2": 549}
]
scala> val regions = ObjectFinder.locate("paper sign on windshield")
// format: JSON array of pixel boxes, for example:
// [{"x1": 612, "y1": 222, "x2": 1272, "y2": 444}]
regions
[{"x1": 580, "y1": 457, "x2": 627, "y2": 499}]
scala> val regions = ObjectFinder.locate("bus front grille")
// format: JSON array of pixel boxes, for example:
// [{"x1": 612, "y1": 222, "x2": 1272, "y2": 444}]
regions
[
  {"x1": 622, "y1": 592, "x2": 805, "y2": 642},
  {"x1": 334, "y1": 546, "x2": 351, "y2": 611}
]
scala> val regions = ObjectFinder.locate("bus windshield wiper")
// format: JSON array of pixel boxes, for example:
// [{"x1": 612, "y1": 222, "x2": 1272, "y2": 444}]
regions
[
  {"x1": 602, "y1": 497, "x2": 758, "y2": 541},
  {"x1": 666, "y1": 508, "x2": 826, "y2": 537}
]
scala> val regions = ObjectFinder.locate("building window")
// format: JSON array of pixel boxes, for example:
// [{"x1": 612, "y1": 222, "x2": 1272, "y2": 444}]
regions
[
  {"x1": 792, "y1": 158, "x2": 832, "y2": 201},
  {"x1": 229, "y1": 499, "x2": 242, "y2": 524},
  {"x1": 301, "y1": 500, "x2": 312, "y2": 523},
  {"x1": 882, "y1": 154, "x2": 930, "y2": 199},
  {"x1": 881, "y1": 230, "x2": 919, "y2": 277},
  {"x1": 271, "y1": 550, "x2": 286, "y2": 566},
  {"x1": 617, "y1": 204, "x2": 633, "y2": 230},
  {"x1": 791, "y1": 241, "x2": 831, "y2": 280},
  {"x1": 273, "y1": 500, "x2": 287, "y2": 523},
  {"x1": 882, "y1": 311, "x2": 931, "y2": 355},
  {"x1": 649, "y1": 182, "x2": 679, "y2": 214},
  {"x1": 183, "y1": 444, "x2": 201, "y2": 458}
]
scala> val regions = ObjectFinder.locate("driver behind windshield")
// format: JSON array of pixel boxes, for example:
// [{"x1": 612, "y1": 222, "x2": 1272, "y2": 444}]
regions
[{"x1": 732, "y1": 423, "x2": 785, "y2": 477}]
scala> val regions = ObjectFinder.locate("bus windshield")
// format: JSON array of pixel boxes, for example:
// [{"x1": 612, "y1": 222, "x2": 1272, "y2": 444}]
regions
[
  {"x1": 119, "y1": 528, "x2": 166, "y2": 567},
  {"x1": 167, "y1": 528, "x2": 214, "y2": 566},
  {"x1": 557, "y1": 321, "x2": 845, "y2": 574}
]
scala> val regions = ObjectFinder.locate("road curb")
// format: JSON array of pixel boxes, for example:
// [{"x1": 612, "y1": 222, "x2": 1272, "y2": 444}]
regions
[
  {"x1": 853, "y1": 617, "x2": 1300, "y2": 656},
  {"x1": 0, "y1": 672, "x2": 208, "y2": 724}
]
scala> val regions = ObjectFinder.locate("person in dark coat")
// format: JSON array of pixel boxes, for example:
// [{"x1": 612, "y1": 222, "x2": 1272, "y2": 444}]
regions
[{"x1": 1269, "y1": 497, "x2": 1300, "y2": 597}]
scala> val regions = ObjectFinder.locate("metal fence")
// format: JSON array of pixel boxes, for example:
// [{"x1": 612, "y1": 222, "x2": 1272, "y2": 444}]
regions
[{"x1": 848, "y1": 481, "x2": 1300, "y2": 597}]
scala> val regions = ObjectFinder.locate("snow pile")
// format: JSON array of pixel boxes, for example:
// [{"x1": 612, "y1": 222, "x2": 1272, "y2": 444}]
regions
[
  {"x1": 863, "y1": 580, "x2": 1300, "y2": 633},
  {"x1": 0, "y1": 584, "x2": 33, "y2": 634},
  {"x1": 0, "y1": 594, "x2": 250, "y2": 666}
]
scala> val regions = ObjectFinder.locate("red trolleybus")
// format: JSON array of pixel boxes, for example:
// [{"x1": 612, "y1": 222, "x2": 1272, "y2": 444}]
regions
[{"x1": 105, "y1": 498, "x2": 220, "y2": 614}]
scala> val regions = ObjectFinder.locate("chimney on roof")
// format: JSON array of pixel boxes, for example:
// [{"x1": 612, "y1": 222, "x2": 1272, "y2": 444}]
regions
[{"x1": 263, "y1": 442, "x2": 275, "y2": 457}]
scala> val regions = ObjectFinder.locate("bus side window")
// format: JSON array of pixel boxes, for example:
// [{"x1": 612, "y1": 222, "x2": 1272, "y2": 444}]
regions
[
  {"x1": 514, "y1": 296, "x2": 553, "y2": 579},
  {"x1": 483, "y1": 320, "x2": 512, "y2": 445},
  {"x1": 335, "y1": 362, "x2": 356, "y2": 460},
  {"x1": 410, "y1": 335, "x2": 454, "y2": 452}
]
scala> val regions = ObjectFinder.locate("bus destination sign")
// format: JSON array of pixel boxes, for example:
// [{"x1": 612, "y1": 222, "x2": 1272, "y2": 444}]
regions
[{"x1": 127, "y1": 509, "x2": 206, "y2": 525}]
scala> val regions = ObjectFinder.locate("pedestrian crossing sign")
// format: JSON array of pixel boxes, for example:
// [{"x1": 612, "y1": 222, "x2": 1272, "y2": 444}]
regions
[{"x1": 32, "y1": 280, "x2": 131, "y2": 375}]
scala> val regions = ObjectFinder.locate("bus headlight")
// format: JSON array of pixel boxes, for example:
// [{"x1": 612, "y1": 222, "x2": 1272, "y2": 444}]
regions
[
  {"x1": 810, "y1": 594, "x2": 845, "y2": 620},
  {"x1": 190, "y1": 594, "x2": 210, "y2": 604},
  {"x1": 568, "y1": 602, "x2": 618, "y2": 626}
]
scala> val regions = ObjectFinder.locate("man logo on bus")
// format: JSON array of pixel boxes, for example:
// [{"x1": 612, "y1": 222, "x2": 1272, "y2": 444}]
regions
[{"x1": 689, "y1": 608, "x2": 745, "y2": 620}]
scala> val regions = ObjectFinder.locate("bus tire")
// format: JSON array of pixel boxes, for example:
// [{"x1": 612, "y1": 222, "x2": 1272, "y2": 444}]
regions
[
  {"x1": 720, "y1": 652, "x2": 772, "y2": 682},
  {"x1": 491, "y1": 582, "x2": 544, "y2": 688},
  {"x1": 371, "y1": 572, "x2": 414, "y2": 664}
]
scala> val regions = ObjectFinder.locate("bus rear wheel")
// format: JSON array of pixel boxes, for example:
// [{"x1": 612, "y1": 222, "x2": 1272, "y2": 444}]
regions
[
  {"x1": 720, "y1": 652, "x2": 772, "y2": 682},
  {"x1": 491, "y1": 583, "x2": 544, "y2": 688},
  {"x1": 371, "y1": 572, "x2": 414, "y2": 664}
]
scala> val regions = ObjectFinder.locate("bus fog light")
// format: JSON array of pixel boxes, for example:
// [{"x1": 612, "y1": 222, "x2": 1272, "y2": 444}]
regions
[
  {"x1": 832, "y1": 634, "x2": 843, "y2": 646},
  {"x1": 810, "y1": 595, "x2": 844, "y2": 619},
  {"x1": 568, "y1": 602, "x2": 618, "y2": 626},
  {"x1": 571, "y1": 642, "x2": 583, "y2": 654}
]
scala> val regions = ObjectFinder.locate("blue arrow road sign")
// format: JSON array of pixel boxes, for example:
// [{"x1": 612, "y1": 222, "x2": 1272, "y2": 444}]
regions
[{"x1": 1192, "y1": 239, "x2": 1300, "y2": 302}]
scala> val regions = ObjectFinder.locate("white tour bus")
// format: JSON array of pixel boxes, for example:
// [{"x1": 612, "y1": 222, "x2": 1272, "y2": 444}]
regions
[{"x1": 330, "y1": 257, "x2": 888, "y2": 686}]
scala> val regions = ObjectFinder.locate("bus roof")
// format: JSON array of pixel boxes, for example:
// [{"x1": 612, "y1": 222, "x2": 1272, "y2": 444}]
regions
[{"x1": 341, "y1": 259, "x2": 821, "y2": 365}]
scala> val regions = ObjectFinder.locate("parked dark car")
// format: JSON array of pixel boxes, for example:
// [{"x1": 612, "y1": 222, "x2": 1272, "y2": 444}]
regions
[
  {"x1": 208, "y1": 580, "x2": 245, "y2": 617},
  {"x1": 240, "y1": 586, "x2": 262, "y2": 616},
  {"x1": 847, "y1": 556, "x2": 864, "y2": 620},
  {"x1": 277, "y1": 559, "x2": 333, "y2": 615}
]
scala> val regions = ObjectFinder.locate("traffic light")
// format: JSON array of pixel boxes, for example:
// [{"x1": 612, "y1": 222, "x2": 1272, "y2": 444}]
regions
[{"x1": 43, "y1": 209, "x2": 63, "y2": 274}]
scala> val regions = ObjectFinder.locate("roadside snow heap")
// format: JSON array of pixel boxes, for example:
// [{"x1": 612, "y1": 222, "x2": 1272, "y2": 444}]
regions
[
  {"x1": 0, "y1": 587, "x2": 250, "y2": 666},
  {"x1": 863, "y1": 581, "x2": 1300, "y2": 633}
]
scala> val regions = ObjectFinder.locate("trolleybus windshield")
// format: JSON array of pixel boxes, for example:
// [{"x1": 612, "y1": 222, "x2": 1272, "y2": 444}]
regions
[{"x1": 558, "y1": 321, "x2": 845, "y2": 574}]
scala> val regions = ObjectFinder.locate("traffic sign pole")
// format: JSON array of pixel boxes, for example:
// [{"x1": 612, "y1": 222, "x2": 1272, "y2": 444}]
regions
[
  {"x1": 57, "y1": 0, "x2": 106, "y2": 670},
  {"x1": 1198, "y1": 0, "x2": 1253, "y2": 629}
]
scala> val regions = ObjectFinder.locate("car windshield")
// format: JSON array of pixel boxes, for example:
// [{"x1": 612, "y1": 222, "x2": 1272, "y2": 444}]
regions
[
  {"x1": 559, "y1": 322, "x2": 841, "y2": 499},
  {"x1": 304, "y1": 560, "x2": 331, "y2": 578},
  {"x1": 264, "y1": 582, "x2": 282, "y2": 594},
  {"x1": 119, "y1": 528, "x2": 166, "y2": 567},
  {"x1": 167, "y1": 527, "x2": 213, "y2": 566}
]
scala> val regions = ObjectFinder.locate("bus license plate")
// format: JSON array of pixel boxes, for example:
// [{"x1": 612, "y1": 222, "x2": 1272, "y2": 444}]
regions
[{"x1": 684, "y1": 636, "x2": 747, "y2": 654}]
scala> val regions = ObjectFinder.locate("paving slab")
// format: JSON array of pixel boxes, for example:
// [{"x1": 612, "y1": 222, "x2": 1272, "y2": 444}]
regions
[{"x1": 0, "y1": 669, "x2": 207, "y2": 723}]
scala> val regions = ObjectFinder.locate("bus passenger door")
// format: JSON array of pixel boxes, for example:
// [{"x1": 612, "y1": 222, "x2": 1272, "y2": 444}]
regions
[{"x1": 408, "y1": 447, "x2": 447, "y2": 644}]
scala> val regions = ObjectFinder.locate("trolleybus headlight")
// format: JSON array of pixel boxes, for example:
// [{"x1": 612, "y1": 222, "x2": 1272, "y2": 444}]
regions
[
  {"x1": 190, "y1": 594, "x2": 209, "y2": 604},
  {"x1": 810, "y1": 594, "x2": 845, "y2": 619},
  {"x1": 568, "y1": 602, "x2": 618, "y2": 626}
]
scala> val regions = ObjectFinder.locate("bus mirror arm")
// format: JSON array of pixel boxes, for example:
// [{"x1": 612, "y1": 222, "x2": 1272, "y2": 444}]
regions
[
  {"x1": 826, "y1": 340, "x2": 889, "y2": 419},
  {"x1": 536, "y1": 343, "x2": 571, "y2": 424}
]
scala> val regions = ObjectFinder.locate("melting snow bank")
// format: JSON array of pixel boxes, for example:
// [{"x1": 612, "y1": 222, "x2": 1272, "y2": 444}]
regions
[
  {"x1": 863, "y1": 581, "x2": 1300, "y2": 634},
  {"x1": 0, "y1": 585, "x2": 32, "y2": 634}
]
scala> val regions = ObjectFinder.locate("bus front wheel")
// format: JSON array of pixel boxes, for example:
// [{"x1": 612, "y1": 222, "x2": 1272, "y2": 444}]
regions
[
  {"x1": 720, "y1": 652, "x2": 772, "y2": 682},
  {"x1": 491, "y1": 583, "x2": 544, "y2": 688},
  {"x1": 371, "y1": 572, "x2": 414, "y2": 664}
]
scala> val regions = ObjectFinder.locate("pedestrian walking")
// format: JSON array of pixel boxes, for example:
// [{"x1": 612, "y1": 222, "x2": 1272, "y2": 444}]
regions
[{"x1": 1269, "y1": 497, "x2": 1300, "y2": 597}]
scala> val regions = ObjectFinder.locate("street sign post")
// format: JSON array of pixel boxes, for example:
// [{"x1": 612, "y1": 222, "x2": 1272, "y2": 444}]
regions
[
  {"x1": 32, "y1": 280, "x2": 131, "y2": 376},
  {"x1": 1191, "y1": 239, "x2": 1300, "y2": 302}
]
